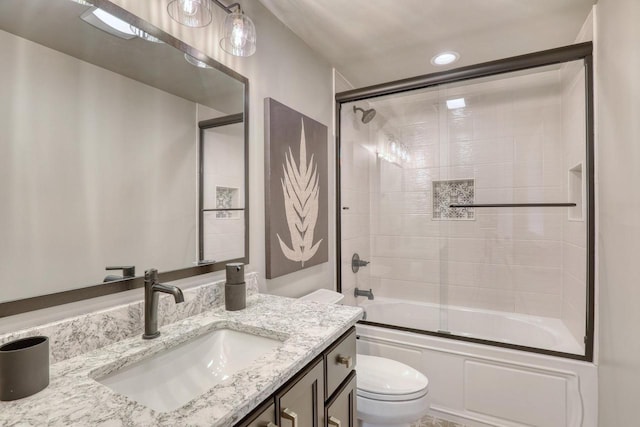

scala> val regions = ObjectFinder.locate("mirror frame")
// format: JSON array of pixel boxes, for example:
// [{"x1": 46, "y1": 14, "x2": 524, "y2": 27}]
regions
[{"x1": 0, "y1": 0, "x2": 250, "y2": 318}]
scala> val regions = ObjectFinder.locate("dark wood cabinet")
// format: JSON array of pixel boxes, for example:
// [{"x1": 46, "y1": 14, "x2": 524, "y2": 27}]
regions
[
  {"x1": 236, "y1": 400, "x2": 276, "y2": 427},
  {"x1": 324, "y1": 329, "x2": 356, "y2": 400},
  {"x1": 235, "y1": 327, "x2": 357, "y2": 427},
  {"x1": 326, "y1": 371, "x2": 357, "y2": 427},
  {"x1": 276, "y1": 359, "x2": 324, "y2": 427}
]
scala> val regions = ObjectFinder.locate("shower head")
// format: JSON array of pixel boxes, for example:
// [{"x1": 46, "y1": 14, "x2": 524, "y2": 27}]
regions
[{"x1": 353, "y1": 105, "x2": 376, "y2": 124}]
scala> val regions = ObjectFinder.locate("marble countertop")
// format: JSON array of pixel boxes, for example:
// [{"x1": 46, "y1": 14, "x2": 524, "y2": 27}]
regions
[{"x1": 0, "y1": 294, "x2": 362, "y2": 426}]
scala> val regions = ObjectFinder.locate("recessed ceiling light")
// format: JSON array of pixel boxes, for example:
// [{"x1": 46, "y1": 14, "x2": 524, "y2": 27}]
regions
[
  {"x1": 431, "y1": 51, "x2": 460, "y2": 66},
  {"x1": 446, "y1": 98, "x2": 466, "y2": 109}
]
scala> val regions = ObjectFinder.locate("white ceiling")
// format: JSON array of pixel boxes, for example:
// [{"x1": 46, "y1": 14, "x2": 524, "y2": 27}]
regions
[{"x1": 258, "y1": 0, "x2": 596, "y2": 88}]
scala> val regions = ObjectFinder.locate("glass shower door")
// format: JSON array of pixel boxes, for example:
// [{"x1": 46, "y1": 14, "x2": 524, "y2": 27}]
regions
[
  {"x1": 339, "y1": 54, "x2": 590, "y2": 358},
  {"x1": 435, "y1": 62, "x2": 587, "y2": 355}
]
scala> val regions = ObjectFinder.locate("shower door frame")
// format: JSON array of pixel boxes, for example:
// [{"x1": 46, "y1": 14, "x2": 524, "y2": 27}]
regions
[{"x1": 335, "y1": 42, "x2": 595, "y2": 362}]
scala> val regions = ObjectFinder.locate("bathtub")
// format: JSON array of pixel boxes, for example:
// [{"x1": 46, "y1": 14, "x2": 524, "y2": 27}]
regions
[
  {"x1": 359, "y1": 298, "x2": 583, "y2": 354},
  {"x1": 354, "y1": 298, "x2": 597, "y2": 427}
]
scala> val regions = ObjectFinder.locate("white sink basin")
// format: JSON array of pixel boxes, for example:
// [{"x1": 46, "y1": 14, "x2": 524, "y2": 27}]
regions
[{"x1": 96, "y1": 328, "x2": 282, "y2": 412}]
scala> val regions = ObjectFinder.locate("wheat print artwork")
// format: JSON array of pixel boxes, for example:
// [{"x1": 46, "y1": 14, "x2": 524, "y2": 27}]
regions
[
  {"x1": 277, "y1": 120, "x2": 323, "y2": 266},
  {"x1": 265, "y1": 98, "x2": 328, "y2": 279}
]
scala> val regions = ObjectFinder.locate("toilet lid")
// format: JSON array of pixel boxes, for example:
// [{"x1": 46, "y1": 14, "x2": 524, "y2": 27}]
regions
[{"x1": 357, "y1": 354, "x2": 429, "y2": 402}]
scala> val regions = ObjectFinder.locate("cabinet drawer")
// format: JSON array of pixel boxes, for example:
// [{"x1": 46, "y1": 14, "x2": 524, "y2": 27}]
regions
[
  {"x1": 326, "y1": 371, "x2": 357, "y2": 427},
  {"x1": 236, "y1": 400, "x2": 275, "y2": 427},
  {"x1": 324, "y1": 328, "x2": 356, "y2": 400}
]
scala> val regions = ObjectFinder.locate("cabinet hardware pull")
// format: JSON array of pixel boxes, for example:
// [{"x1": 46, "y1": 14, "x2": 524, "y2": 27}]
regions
[
  {"x1": 328, "y1": 416, "x2": 342, "y2": 427},
  {"x1": 336, "y1": 354, "x2": 353, "y2": 369},
  {"x1": 266, "y1": 423, "x2": 278, "y2": 427},
  {"x1": 281, "y1": 408, "x2": 298, "y2": 427}
]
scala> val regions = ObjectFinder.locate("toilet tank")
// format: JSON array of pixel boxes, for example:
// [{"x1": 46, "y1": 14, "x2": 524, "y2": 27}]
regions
[{"x1": 299, "y1": 289, "x2": 344, "y2": 304}]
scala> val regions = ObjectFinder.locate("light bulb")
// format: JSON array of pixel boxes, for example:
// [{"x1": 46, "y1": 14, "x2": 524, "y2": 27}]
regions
[
  {"x1": 391, "y1": 142, "x2": 397, "y2": 154},
  {"x1": 231, "y1": 18, "x2": 247, "y2": 49},
  {"x1": 181, "y1": 0, "x2": 198, "y2": 16}
]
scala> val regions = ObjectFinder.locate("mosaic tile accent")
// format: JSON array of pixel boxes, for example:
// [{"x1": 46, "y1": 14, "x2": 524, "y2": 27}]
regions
[
  {"x1": 432, "y1": 179, "x2": 475, "y2": 220},
  {"x1": 215, "y1": 186, "x2": 238, "y2": 218},
  {"x1": 411, "y1": 414, "x2": 467, "y2": 427}
]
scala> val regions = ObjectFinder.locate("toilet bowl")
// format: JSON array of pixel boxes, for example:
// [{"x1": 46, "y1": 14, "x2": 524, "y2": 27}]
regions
[
  {"x1": 357, "y1": 354, "x2": 429, "y2": 427},
  {"x1": 300, "y1": 290, "x2": 430, "y2": 427}
]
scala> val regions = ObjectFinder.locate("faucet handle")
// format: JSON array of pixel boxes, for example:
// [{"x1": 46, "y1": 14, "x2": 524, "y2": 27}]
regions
[
  {"x1": 352, "y1": 253, "x2": 370, "y2": 273},
  {"x1": 144, "y1": 268, "x2": 159, "y2": 283}
]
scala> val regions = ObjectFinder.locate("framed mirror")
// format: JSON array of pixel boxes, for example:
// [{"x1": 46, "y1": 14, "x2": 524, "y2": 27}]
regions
[{"x1": 0, "y1": 0, "x2": 249, "y2": 317}]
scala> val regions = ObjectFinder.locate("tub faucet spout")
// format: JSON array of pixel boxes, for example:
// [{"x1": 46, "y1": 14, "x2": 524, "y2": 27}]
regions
[
  {"x1": 142, "y1": 268, "x2": 184, "y2": 339},
  {"x1": 354, "y1": 287, "x2": 374, "y2": 300}
]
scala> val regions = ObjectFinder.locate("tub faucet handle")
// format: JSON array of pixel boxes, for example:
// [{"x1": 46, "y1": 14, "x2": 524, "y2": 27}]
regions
[{"x1": 352, "y1": 253, "x2": 370, "y2": 273}]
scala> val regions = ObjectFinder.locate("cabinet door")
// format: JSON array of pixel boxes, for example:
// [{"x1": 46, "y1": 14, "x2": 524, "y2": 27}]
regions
[
  {"x1": 324, "y1": 328, "x2": 356, "y2": 400},
  {"x1": 236, "y1": 400, "x2": 276, "y2": 427},
  {"x1": 325, "y1": 372, "x2": 357, "y2": 427},
  {"x1": 277, "y1": 358, "x2": 325, "y2": 427}
]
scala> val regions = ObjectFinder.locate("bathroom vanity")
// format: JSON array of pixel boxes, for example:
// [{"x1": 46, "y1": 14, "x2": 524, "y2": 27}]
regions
[
  {"x1": 0, "y1": 274, "x2": 362, "y2": 426},
  {"x1": 238, "y1": 327, "x2": 357, "y2": 427}
]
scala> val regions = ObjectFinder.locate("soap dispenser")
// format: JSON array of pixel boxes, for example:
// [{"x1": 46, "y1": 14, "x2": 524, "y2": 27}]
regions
[{"x1": 225, "y1": 263, "x2": 246, "y2": 311}]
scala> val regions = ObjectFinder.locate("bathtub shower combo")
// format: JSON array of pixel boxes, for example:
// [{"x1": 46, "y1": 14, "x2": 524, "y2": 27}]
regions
[{"x1": 337, "y1": 44, "x2": 596, "y2": 427}]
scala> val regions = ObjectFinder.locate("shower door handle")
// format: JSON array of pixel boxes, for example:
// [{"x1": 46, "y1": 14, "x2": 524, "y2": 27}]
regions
[{"x1": 449, "y1": 203, "x2": 576, "y2": 208}]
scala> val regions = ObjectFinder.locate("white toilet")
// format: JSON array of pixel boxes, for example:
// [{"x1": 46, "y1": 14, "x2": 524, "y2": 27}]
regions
[{"x1": 300, "y1": 290, "x2": 430, "y2": 427}]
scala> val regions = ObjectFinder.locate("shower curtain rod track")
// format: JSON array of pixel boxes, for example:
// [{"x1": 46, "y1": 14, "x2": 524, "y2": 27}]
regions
[{"x1": 449, "y1": 203, "x2": 577, "y2": 208}]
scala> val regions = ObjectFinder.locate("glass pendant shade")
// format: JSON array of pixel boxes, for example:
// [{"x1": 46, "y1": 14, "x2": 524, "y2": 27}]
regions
[
  {"x1": 167, "y1": 0, "x2": 212, "y2": 28},
  {"x1": 219, "y1": 11, "x2": 256, "y2": 57}
]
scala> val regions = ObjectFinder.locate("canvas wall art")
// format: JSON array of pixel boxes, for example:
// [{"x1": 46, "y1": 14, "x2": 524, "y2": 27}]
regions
[{"x1": 264, "y1": 98, "x2": 328, "y2": 279}]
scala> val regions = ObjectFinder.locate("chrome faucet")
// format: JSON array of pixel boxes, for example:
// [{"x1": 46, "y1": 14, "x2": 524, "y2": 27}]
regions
[
  {"x1": 142, "y1": 268, "x2": 184, "y2": 339},
  {"x1": 354, "y1": 288, "x2": 374, "y2": 300}
]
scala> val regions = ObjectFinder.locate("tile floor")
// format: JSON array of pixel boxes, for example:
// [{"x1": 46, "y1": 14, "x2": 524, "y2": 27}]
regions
[{"x1": 411, "y1": 414, "x2": 466, "y2": 427}]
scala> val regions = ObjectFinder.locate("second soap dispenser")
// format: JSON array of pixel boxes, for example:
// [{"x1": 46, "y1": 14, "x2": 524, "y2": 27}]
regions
[{"x1": 225, "y1": 263, "x2": 246, "y2": 311}]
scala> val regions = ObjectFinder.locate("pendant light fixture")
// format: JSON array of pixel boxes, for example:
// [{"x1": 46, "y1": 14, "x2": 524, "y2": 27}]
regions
[
  {"x1": 168, "y1": 0, "x2": 256, "y2": 57},
  {"x1": 219, "y1": 7, "x2": 256, "y2": 57},
  {"x1": 167, "y1": 0, "x2": 212, "y2": 28}
]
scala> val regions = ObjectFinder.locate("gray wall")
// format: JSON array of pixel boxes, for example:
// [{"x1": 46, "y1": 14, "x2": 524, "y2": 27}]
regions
[
  {"x1": 597, "y1": 0, "x2": 640, "y2": 424},
  {"x1": 103, "y1": 0, "x2": 335, "y2": 297}
]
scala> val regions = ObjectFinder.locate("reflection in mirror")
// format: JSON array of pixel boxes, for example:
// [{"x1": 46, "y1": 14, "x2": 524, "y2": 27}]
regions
[
  {"x1": 199, "y1": 117, "x2": 246, "y2": 264},
  {"x1": 0, "y1": 0, "x2": 247, "y2": 310}
]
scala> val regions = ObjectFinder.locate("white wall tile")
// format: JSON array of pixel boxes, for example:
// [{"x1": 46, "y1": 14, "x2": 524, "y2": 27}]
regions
[
  {"x1": 373, "y1": 278, "x2": 440, "y2": 303},
  {"x1": 372, "y1": 235, "x2": 440, "y2": 260},
  {"x1": 563, "y1": 242, "x2": 586, "y2": 282},
  {"x1": 370, "y1": 257, "x2": 440, "y2": 283},
  {"x1": 446, "y1": 286, "x2": 516, "y2": 312},
  {"x1": 374, "y1": 191, "x2": 431, "y2": 215}
]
